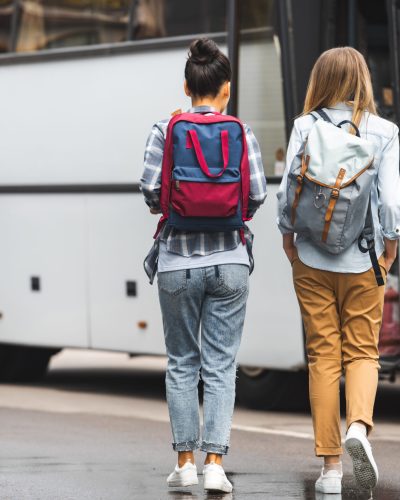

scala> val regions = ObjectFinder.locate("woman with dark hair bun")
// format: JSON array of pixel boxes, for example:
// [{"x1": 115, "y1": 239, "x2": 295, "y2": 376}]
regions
[
  {"x1": 184, "y1": 39, "x2": 232, "y2": 97},
  {"x1": 141, "y1": 38, "x2": 267, "y2": 493}
]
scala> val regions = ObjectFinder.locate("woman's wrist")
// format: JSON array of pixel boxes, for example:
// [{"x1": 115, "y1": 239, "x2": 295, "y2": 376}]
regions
[
  {"x1": 384, "y1": 238, "x2": 398, "y2": 267},
  {"x1": 282, "y1": 233, "x2": 295, "y2": 249}
]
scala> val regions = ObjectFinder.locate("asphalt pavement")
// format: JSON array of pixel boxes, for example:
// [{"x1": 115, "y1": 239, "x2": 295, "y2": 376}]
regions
[{"x1": 0, "y1": 350, "x2": 399, "y2": 500}]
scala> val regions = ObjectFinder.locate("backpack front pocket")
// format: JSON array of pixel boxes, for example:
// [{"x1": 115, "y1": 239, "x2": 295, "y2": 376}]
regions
[{"x1": 170, "y1": 180, "x2": 240, "y2": 218}]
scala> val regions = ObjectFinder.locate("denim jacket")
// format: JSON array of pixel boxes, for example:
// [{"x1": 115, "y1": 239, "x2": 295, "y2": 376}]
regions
[{"x1": 277, "y1": 102, "x2": 400, "y2": 273}]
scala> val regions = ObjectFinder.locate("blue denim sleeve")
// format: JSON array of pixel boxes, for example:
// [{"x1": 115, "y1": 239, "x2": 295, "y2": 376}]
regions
[
  {"x1": 277, "y1": 120, "x2": 303, "y2": 234},
  {"x1": 377, "y1": 124, "x2": 400, "y2": 240}
]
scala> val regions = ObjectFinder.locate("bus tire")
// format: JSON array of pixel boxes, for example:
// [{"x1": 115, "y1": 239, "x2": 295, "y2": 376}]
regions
[
  {"x1": 236, "y1": 367, "x2": 310, "y2": 411},
  {"x1": 0, "y1": 344, "x2": 58, "y2": 382}
]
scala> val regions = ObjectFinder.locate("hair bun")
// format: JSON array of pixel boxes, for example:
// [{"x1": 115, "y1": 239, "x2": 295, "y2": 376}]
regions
[{"x1": 188, "y1": 38, "x2": 219, "y2": 65}]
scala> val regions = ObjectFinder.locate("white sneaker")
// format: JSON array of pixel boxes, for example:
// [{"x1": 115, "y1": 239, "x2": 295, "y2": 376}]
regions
[
  {"x1": 203, "y1": 462, "x2": 233, "y2": 493},
  {"x1": 315, "y1": 493, "x2": 342, "y2": 500},
  {"x1": 315, "y1": 468, "x2": 342, "y2": 494},
  {"x1": 345, "y1": 426, "x2": 378, "y2": 489},
  {"x1": 167, "y1": 461, "x2": 198, "y2": 487}
]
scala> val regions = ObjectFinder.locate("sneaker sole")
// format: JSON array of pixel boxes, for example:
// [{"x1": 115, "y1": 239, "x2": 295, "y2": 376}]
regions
[
  {"x1": 167, "y1": 478, "x2": 199, "y2": 487},
  {"x1": 204, "y1": 480, "x2": 232, "y2": 493},
  {"x1": 315, "y1": 479, "x2": 342, "y2": 494},
  {"x1": 315, "y1": 493, "x2": 342, "y2": 500},
  {"x1": 345, "y1": 437, "x2": 378, "y2": 489}
]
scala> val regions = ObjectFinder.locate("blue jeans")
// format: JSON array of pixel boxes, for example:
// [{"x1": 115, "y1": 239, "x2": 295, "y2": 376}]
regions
[{"x1": 157, "y1": 264, "x2": 249, "y2": 455}]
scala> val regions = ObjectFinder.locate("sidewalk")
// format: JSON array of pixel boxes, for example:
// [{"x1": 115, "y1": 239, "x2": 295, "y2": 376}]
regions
[{"x1": 0, "y1": 405, "x2": 399, "y2": 499}]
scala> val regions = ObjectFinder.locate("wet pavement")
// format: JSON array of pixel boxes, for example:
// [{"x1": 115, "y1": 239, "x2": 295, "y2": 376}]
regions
[
  {"x1": 0, "y1": 407, "x2": 399, "y2": 499},
  {"x1": 0, "y1": 351, "x2": 398, "y2": 500}
]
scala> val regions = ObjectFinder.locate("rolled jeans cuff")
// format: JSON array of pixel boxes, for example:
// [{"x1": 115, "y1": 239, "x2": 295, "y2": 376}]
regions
[
  {"x1": 172, "y1": 440, "x2": 200, "y2": 452},
  {"x1": 200, "y1": 441, "x2": 229, "y2": 455}
]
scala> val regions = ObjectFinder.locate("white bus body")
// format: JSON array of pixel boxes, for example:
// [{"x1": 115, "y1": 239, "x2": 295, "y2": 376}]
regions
[{"x1": 0, "y1": 40, "x2": 304, "y2": 372}]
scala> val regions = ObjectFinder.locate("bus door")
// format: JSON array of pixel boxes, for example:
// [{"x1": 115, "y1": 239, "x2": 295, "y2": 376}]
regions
[
  {"x1": 334, "y1": 0, "x2": 400, "y2": 365},
  {"x1": 279, "y1": 0, "x2": 400, "y2": 367},
  {"x1": 383, "y1": 0, "x2": 400, "y2": 365},
  {"x1": 387, "y1": 0, "x2": 400, "y2": 125}
]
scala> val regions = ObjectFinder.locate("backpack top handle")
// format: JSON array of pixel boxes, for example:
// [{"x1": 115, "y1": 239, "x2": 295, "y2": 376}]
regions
[
  {"x1": 336, "y1": 120, "x2": 361, "y2": 137},
  {"x1": 311, "y1": 109, "x2": 361, "y2": 138},
  {"x1": 187, "y1": 129, "x2": 230, "y2": 179}
]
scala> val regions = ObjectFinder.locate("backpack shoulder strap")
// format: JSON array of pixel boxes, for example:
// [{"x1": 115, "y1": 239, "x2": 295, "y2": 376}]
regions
[
  {"x1": 358, "y1": 198, "x2": 385, "y2": 286},
  {"x1": 310, "y1": 109, "x2": 333, "y2": 123}
]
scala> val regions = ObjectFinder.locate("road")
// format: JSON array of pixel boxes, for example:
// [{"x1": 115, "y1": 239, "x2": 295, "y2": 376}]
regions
[{"x1": 0, "y1": 350, "x2": 399, "y2": 500}]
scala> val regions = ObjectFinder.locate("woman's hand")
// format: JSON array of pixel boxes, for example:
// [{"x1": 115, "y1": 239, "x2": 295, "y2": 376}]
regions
[
  {"x1": 287, "y1": 247, "x2": 299, "y2": 264},
  {"x1": 283, "y1": 233, "x2": 298, "y2": 264},
  {"x1": 384, "y1": 238, "x2": 398, "y2": 273}
]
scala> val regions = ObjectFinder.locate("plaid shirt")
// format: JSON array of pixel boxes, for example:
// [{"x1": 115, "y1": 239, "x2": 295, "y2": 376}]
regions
[{"x1": 141, "y1": 106, "x2": 267, "y2": 283}]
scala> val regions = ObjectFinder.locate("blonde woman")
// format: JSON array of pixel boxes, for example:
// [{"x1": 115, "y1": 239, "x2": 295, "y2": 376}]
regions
[{"x1": 277, "y1": 47, "x2": 400, "y2": 493}]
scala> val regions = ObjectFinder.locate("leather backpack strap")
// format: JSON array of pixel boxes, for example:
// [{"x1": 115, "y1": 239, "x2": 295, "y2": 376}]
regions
[
  {"x1": 291, "y1": 109, "x2": 331, "y2": 226},
  {"x1": 291, "y1": 154, "x2": 310, "y2": 224},
  {"x1": 322, "y1": 168, "x2": 346, "y2": 242}
]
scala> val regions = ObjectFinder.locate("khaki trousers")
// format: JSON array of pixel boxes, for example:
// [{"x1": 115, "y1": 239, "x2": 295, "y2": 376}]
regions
[{"x1": 292, "y1": 256, "x2": 386, "y2": 456}]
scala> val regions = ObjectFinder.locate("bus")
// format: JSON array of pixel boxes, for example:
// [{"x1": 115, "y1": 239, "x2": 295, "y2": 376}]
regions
[{"x1": 0, "y1": 0, "x2": 399, "y2": 410}]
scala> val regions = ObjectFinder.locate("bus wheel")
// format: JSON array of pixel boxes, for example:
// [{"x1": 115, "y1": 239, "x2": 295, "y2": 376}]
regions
[
  {"x1": 0, "y1": 344, "x2": 59, "y2": 382},
  {"x1": 236, "y1": 367, "x2": 309, "y2": 411}
]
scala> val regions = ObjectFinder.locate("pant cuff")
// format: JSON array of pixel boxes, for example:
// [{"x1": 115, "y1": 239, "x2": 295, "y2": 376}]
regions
[
  {"x1": 172, "y1": 439, "x2": 200, "y2": 452},
  {"x1": 315, "y1": 446, "x2": 343, "y2": 457},
  {"x1": 200, "y1": 441, "x2": 229, "y2": 455}
]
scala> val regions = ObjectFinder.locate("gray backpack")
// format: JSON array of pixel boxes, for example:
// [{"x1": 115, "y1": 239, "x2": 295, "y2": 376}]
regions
[{"x1": 284, "y1": 109, "x2": 384, "y2": 286}]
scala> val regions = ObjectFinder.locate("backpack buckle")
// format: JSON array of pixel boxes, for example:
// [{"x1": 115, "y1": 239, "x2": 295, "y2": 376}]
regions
[
  {"x1": 296, "y1": 174, "x2": 304, "y2": 183},
  {"x1": 331, "y1": 188, "x2": 339, "y2": 199}
]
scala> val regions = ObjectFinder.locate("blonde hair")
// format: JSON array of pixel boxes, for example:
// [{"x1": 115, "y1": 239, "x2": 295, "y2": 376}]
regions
[{"x1": 303, "y1": 47, "x2": 377, "y2": 129}]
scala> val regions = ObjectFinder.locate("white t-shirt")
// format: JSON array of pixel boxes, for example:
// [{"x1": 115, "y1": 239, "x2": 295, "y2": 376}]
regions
[{"x1": 158, "y1": 241, "x2": 249, "y2": 273}]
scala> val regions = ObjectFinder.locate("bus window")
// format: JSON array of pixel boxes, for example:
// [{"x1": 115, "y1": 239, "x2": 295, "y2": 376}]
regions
[
  {"x1": 328, "y1": 0, "x2": 398, "y2": 124},
  {"x1": 134, "y1": 0, "x2": 273, "y2": 41},
  {"x1": 132, "y1": 0, "x2": 166, "y2": 39},
  {"x1": 357, "y1": 1, "x2": 397, "y2": 122},
  {"x1": 0, "y1": 1, "x2": 13, "y2": 52},
  {"x1": 163, "y1": 0, "x2": 224, "y2": 37},
  {"x1": 238, "y1": 0, "x2": 287, "y2": 177},
  {"x1": 15, "y1": 0, "x2": 131, "y2": 52},
  {"x1": 240, "y1": 0, "x2": 274, "y2": 29}
]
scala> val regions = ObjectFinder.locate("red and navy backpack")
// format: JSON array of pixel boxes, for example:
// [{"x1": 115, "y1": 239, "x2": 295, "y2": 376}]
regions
[{"x1": 155, "y1": 111, "x2": 251, "y2": 237}]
